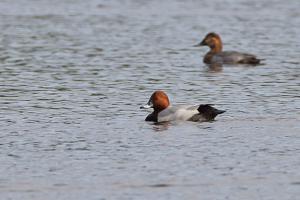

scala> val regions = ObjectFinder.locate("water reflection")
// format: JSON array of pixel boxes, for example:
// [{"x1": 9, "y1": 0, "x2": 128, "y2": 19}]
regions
[
  {"x1": 205, "y1": 63, "x2": 224, "y2": 72},
  {"x1": 152, "y1": 121, "x2": 171, "y2": 132}
]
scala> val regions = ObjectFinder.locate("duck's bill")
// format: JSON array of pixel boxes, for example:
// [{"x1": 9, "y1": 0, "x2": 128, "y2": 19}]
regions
[
  {"x1": 193, "y1": 40, "x2": 205, "y2": 47},
  {"x1": 140, "y1": 99, "x2": 153, "y2": 109},
  {"x1": 140, "y1": 104, "x2": 152, "y2": 109},
  {"x1": 193, "y1": 43, "x2": 202, "y2": 47}
]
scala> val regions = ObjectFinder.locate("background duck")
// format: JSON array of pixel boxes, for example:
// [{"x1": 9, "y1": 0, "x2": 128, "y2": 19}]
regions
[{"x1": 195, "y1": 32, "x2": 262, "y2": 65}]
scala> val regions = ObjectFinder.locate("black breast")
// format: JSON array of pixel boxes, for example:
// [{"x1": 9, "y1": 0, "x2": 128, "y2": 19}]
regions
[{"x1": 145, "y1": 112, "x2": 158, "y2": 122}]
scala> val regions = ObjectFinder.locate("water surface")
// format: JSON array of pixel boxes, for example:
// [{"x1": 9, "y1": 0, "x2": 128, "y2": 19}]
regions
[{"x1": 0, "y1": 0, "x2": 300, "y2": 199}]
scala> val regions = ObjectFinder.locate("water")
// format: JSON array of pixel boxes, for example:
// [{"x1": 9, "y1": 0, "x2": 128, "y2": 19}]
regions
[{"x1": 0, "y1": 0, "x2": 300, "y2": 199}]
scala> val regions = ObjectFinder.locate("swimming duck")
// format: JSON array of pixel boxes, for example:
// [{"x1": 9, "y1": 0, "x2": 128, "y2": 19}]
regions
[
  {"x1": 195, "y1": 32, "x2": 262, "y2": 65},
  {"x1": 140, "y1": 90, "x2": 225, "y2": 122}
]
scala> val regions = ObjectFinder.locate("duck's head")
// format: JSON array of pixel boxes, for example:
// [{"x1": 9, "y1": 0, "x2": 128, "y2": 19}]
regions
[
  {"x1": 140, "y1": 90, "x2": 170, "y2": 112},
  {"x1": 194, "y1": 32, "x2": 223, "y2": 52}
]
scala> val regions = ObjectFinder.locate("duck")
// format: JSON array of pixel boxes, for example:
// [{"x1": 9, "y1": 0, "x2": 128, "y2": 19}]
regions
[
  {"x1": 140, "y1": 90, "x2": 225, "y2": 122},
  {"x1": 194, "y1": 32, "x2": 262, "y2": 65}
]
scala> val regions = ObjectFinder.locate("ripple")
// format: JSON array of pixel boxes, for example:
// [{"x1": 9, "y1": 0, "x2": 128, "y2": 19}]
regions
[{"x1": 0, "y1": 0, "x2": 300, "y2": 200}]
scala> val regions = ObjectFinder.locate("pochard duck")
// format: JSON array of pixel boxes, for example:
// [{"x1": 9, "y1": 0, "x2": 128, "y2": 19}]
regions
[
  {"x1": 140, "y1": 90, "x2": 225, "y2": 122},
  {"x1": 195, "y1": 32, "x2": 262, "y2": 65}
]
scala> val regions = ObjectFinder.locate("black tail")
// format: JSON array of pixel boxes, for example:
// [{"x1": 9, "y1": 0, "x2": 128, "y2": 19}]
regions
[{"x1": 197, "y1": 104, "x2": 225, "y2": 121}]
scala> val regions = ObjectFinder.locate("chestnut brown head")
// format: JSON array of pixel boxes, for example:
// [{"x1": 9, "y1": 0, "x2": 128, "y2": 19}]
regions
[
  {"x1": 140, "y1": 90, "x2": 170, "y2": 112},
  {"x1": 194, "y1": 32, "x2": 223, "y2": 52}
]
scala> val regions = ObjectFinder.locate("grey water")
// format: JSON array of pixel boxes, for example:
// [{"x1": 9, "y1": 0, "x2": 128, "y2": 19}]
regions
[{"x1": 0, "y1": 0, "x2": 300, "y2": 199}]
